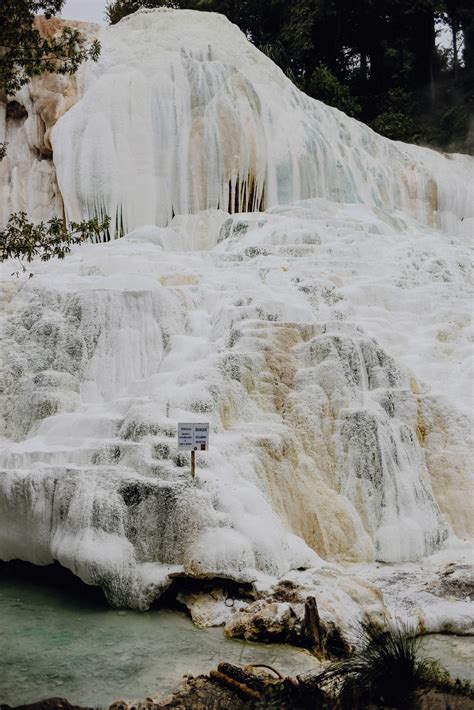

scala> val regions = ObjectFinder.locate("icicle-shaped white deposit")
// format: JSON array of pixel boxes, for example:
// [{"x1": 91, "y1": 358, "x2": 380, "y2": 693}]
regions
[
  {"x1": 48, "y1": 9, "x2": 473, "y2": 238},
  {"x1": 0, "y1": 10, "x2": 473, "y2": 623}
]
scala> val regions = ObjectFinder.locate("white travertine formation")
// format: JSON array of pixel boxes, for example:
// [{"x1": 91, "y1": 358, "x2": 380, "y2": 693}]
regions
[
  {"x1": 0, "y1": 17, "x2": 98, "y2": 225},
  {"x1": 0, "y1": 11, "x2": 472, "y2": 632},
  {"x1": 1, "y1": 10, "x2": 472, "y2": 237},
  {"x1": 1, "y1": 198, "x2": 472, "y2": 621}
]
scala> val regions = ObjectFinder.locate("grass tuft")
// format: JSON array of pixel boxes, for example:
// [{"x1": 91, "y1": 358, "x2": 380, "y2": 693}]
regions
[{"x1": 316, "y1": 622, "x2": 460, "y2": 709}]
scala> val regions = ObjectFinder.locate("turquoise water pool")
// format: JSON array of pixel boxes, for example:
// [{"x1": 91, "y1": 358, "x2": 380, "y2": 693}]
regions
[
  {"x1": 1, "y1": 564, "x2": 472, "y2": 707},
  {"x1": 0, "y1": 564, "x2": 321, "y2": 707}
]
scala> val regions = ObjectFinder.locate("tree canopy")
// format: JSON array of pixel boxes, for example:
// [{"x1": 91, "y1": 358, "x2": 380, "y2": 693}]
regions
[
  {"x1": 106, "y1": 0, "x2": 474, "y2": 153},
  {"x1": 0, "y1": 1, "x2": 106, "y2": 275},
  {"x1": 0, "y1": 0, "x2": 101, "y2": 96},
  {"x1": 0, "y1": 212, "x2": 110, "y2": 277}
]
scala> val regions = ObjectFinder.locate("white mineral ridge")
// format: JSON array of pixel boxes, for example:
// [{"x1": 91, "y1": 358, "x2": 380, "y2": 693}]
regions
[
  {"x1": 1, "y1": 197, "x2": 472, "y2": 621},
  {"x1": 0, "y1": 10, "x2": 473, "y2": 629},
  {"x1": 1, "y1": 9, "x2": 472, "y2": 235}
]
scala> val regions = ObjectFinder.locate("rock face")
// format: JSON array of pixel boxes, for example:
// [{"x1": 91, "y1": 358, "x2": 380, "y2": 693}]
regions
[
  {"x1": 0, "y1": 17, "x2": 99, "y2": 225},
  {"x1": 0, "y1": 10, "x2": 473, "y2": 628},
  {"x1": 222, "y1": 574, "x2": 383, "y2": 657}
]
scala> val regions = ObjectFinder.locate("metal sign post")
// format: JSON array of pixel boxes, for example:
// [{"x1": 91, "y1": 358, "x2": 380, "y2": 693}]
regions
[{"x1": 178, "y1": 422, "x2": 209, "y2": 478}]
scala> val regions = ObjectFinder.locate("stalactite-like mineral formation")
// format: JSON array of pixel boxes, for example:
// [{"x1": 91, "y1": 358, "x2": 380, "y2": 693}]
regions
[{"x1": 0, "y1": 10, "x2": 472, "y2": 635}]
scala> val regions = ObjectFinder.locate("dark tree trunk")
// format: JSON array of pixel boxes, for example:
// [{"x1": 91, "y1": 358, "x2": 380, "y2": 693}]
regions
[
  {"x1": 409, "y1": 7, "x2": 437, "y2": 104},
  {"x1": 451, "y1": 9, "x2": 459, "y2": 78},
  {"x1": 461, "y1": 11, "x2": 474, "y2": 74}
]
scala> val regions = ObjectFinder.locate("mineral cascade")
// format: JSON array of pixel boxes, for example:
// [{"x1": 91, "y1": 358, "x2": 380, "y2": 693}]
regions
[{"x1": 0, "y1": 9, "x2": 472, "y2": 638}]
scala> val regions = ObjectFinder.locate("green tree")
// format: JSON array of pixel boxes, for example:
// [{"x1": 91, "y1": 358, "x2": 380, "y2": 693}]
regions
[
  {"x1": 0, "y1": 212, "x2": 110, "y2": 277},
  {"x1": 308, "y1": 64, "x2": 361, "y2": 116},
  {"x1": 0, "y1": 2, "x2": 109, "y2": 272},
  {"x1": 0, "y1": 0, "x2": 101, "y2": 96}
]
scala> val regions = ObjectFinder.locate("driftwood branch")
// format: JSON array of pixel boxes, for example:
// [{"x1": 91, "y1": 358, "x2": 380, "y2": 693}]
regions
[
  {"x1": 244, "y1": 663, "x2": 284, "y2": 679},
  {"x1": 210, "y1": 669, "x2": 262, "y2": 700}
]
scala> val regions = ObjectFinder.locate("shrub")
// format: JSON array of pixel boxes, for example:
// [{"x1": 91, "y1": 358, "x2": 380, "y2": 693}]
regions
[
  {"x1": 317, "y1": 622, "x2": 454, "y2": 709},
  {"x1": 371, "y1": 111, "x2": 417, "y2": 142},
  {"x1": 307, "y1": 65, "x2": 361, "y2": 118},
  {"x1": 0, "y1": 212, "x2": 110, "y2": 277}
]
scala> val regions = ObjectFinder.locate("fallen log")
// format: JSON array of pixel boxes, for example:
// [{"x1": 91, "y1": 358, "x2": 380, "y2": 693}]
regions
[{"x1": 209, "y1": 669, "x2": 262, "y2": 700}]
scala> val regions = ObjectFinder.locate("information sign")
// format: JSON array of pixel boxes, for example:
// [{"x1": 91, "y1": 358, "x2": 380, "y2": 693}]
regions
[
  {"x1": 178, "y1": 423, "x2": 209, "y2": 451},
  {"x1": 194, "y1": 424, "x2": 209, "y2": 451},
  {"x1": 178, "y1": 423, "x2": 194, "y2": 450}
]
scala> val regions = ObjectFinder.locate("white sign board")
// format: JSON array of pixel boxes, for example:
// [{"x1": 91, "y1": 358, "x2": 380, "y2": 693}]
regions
[
  {"x1": 177, "y1": 423, "x2": 194, "y2": 450},
  {"x1": 178, "y1": 423, "x2": 209, "y2": 451}
]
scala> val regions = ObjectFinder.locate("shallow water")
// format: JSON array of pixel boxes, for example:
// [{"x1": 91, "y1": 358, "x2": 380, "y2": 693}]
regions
[
  {"x1": 419, "y1": 634, "x2": 474, "y2": 685},
  {"x1": 0, "y1": 567, "x2": 321, "y2": 707},
  {"x1": 1, "y1": 566, "x2": 472, "y2": 708}
]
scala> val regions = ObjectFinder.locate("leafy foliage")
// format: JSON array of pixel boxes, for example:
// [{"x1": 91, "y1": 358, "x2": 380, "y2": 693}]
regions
[
  {"x1": 0, "y1": 3, "x2": 108, "y2": 277},
  {"x1": 308, "y1": 65, "x2": 361, "y2": 117},
  {"x1": 0, "y1": 212, "x2": 110, "y2": 277},
  {"x1": 0, "y1": 0, "x2": 101, "y2": 96},
  {"x1": 371, "y1": 113, "x2": 416, "y2": 142}
]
